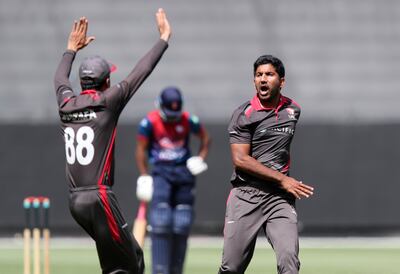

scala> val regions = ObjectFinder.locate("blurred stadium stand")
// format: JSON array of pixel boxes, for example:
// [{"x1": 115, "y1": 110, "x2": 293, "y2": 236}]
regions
[
  {"x1": 1, "y1": 0, "x2": 399, "y2": 123},
  {"x1": 1, "y1": 0, "x2": 400, "y2": 236}
]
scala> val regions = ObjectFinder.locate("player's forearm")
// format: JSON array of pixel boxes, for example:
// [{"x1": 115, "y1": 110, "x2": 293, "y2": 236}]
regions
[
  {"x1": 123, "y1": 39, "x2": 168, "y2": 97},
  {"x1": 135, "y1": 150, "x2": 149, "y2": 175},
  {"x1": 137, "y1": 163, "x2": 149, "y2": 175},
  {"x1": 136, "y1": 158, "x2": 149, "y2": 175},
  {"x1": 233, "y1": 154, "x2": 285, "y2": 185},
  {"x1": 198, "y1": 132, "x2": 211, "y2": 159},
  {"x1": 54, "y1": 50, "x2": 75, "y2": 93}
]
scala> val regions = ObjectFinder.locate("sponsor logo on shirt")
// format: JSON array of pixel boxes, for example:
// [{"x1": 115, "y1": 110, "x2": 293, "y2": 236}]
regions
[
  {"x1": 175, "y1": 125, "x2": 184, "y2": 133},
  {"x1": 159, "y1": 137, "x2": 185, "y2": 149},
  {"x1": 61, "y1": 110, "x2": 97, "y2": 122},
  {"x1": 270, "y1": 127, "x2": 295, "y2": 135},
  {"x1": 158, "y1": 149, "x2": 186, "y2": 161},
  {"x1": 286, "y1": 108, "x2": 296, "y2": 120}
]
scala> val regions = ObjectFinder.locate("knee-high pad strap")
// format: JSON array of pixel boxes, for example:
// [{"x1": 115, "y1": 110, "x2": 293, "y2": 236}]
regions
[
  {"x1": 173, "y1": 204, "x2": 193, "y2": 235},
  {"x1": 150, "y1": 203, "x2": 172, "y2": 234}
]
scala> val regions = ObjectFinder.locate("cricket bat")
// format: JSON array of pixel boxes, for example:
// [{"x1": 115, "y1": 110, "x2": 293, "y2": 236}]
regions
[{"x1": 133, "y1": 201, "x2": 148, "y2": 248}]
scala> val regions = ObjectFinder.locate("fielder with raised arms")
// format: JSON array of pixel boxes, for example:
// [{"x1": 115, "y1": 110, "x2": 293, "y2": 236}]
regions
[{"x1": 53, "y1": 9, "x2": 171, "y2": 274}]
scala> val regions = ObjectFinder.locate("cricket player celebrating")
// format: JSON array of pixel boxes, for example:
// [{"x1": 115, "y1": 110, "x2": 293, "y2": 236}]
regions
[
  {"x1": 218, "y1": 55, "x2": 314, "y2": 274},
  {"x1": 53, "y1": 9, "x2": 171, "y2": 274},
  {"x1": 135, "y1": 87, "x2": 211, "y2": 274}
]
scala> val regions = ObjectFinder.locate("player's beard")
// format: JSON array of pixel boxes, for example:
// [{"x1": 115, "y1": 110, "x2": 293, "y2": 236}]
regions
[{"x1": 257, "y1": 85, "x2": 280, "y2": 106}]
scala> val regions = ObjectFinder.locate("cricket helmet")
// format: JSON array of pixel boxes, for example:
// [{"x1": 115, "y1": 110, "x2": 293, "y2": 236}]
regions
[{"x1": 158, "y1": 86, "x2": 183, "y2": 121}]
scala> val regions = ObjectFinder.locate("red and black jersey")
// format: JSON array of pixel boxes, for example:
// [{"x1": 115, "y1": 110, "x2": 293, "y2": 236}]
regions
[
  {"x1": 137, "y1": 110, "x2": 204, "y2": 165},
  {"x1": 228, "y1": 94, "x2": 301, "y2": 191},
  {"x1": 54, "y1": 40, "x2": 168, "y2": 188}
]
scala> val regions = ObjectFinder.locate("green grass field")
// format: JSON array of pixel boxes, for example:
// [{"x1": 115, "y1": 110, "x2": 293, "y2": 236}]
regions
[{"x1": 1, "y1": 237, "x2": 400, "y2": 274}]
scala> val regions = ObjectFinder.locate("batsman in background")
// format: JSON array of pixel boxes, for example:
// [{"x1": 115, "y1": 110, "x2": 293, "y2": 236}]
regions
[
  {"x1": 218, "y1": 55, "x2": 314, "y2": 274},
  {"x1": 135, "y1": 87, "x2": 211, "y2": 274},
  {"x1": 53, "y1": 9, "x2": 171, "y2": 274}
]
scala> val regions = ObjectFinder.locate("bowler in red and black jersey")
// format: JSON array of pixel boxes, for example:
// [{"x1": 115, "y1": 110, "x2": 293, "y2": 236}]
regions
[
  {"x1": 218, "y1": 55, "x2": 314, "y2": 274},
  {"x1": 53, "y1": 9, "x2": 171, "y2": 274}
]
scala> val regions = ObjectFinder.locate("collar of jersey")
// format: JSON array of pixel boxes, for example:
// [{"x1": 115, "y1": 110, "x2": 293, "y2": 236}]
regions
[
  {"x1": 250, "y1": 94, "x2": 288, "y2": 112},
  {"x1": 81, "y1": 89, "x2": 97, "y2": 95}
]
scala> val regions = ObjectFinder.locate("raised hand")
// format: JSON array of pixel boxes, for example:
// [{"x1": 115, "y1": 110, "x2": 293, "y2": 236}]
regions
[
  {"x1": 156, "y1": 8, "x2": 171, "y2": 42},
  {"x1": 67, "y1": 17, "x2": 95, "y2": 52}
]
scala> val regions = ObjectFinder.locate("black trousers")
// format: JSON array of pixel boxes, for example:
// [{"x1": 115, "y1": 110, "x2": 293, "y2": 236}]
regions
[{"x1": 69, "y1": 185, "x2": 144, "y2": 274}]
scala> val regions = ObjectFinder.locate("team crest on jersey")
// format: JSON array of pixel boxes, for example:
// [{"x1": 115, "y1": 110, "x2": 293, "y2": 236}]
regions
[
  {"x1": 175, "y1": 125, "x2": 184, "y2": 133},
  {"x1": 159, "y1": 137, "x2": 175, "y2": 149},
  {"x1": 286, "y1": 108, "x2": 296, "y2": 120},
  {"x1": 159, "y1": 137, "x2": 184, "y2": 149}
]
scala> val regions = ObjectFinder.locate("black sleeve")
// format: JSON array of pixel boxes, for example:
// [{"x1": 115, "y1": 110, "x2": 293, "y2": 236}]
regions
[
  {"x1": 105, "y1": 39, "x2": 168, "y2": 112},
  {"x1": 54, "y1": 50, "x2": 76, "y2": 107}
]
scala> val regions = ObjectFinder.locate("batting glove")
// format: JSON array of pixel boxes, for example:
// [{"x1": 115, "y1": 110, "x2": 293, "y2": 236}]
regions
[
  {"x1": 136, "y1": 175, "x2": 153, "y2": 202},
  {"x1": 186, "y1": 156, "x2": 208, "y2": 175}
]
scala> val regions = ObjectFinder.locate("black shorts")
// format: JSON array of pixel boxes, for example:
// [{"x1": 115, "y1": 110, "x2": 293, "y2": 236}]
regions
[{"x1": 69, "y1": 185, "x2": 144, "y2": 274}]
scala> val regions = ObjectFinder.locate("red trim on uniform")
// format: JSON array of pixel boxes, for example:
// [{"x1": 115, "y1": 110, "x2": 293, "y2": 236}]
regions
[
  {"x1": 250, "y1": 95, "x2": 275, "y2": 111},
  {"x1": 250, "y1": 95, "x2": 295, "y2": 121},
  {"x1": 251, "y1": 94, "x2": 287, "y2": 110},
  {"x1": 226, "y1": 189, "x2": 233, "y2": 206},
  {"x1": 275, "y1": 96, "x2": 287, "y2": 112},
  {"x1": 290, "y1": 98, "x2": 301, "y2": 109},
  {"x1": 244, "y1": 105, "x2": 254, "y2": 118},
  {"x1": 63, "y1": 97, "x2": 72, "y2": 104},
  {"x1": 81, "y1": 89, "x2": 100, "y2": 100},
  {"x1": 97, "y1": 128, "x2": 117, "y2": 186},
  {"x1": 99, "y1": 186, "x2": 121, "y2": 242},
  {"x1": 80, "y1": 89, "x2": 97, "y2": 95},
  {"x1": 96, "y1": 129, "x2": 120, "y2": 242},
  {"x1": 281, "y1": 157, "x2": 291, "y2": 174},
  {"x1": 223, "y1": 189, "x2": 234, "y2": 238}
]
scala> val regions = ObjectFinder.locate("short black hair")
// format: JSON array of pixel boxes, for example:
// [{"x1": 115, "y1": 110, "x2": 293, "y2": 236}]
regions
[
  {"x1": 253, "y1": 55, "x2": 285, "y2": 78},
  {"x1": 80, "y1": 77, "x2": 107, "y2": 91}
]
